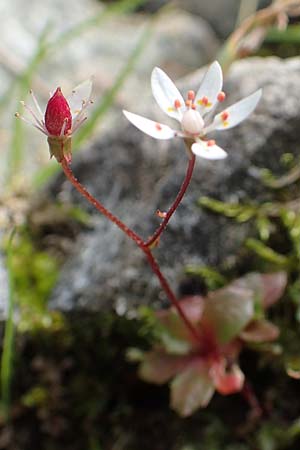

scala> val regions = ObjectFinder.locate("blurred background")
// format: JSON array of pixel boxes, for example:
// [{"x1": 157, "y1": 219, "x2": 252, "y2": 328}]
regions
[{"x1": 2, "y1": 1, "x2": 300, "y2": 449}]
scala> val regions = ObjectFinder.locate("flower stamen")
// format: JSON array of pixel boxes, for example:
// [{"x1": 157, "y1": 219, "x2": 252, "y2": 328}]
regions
[
  {"x1": 217, "y1": 91, "x2": 226, "y2": 102},
  {"x1": 29, "y1": 89, "x2": 44, "y2": 119},
  {"x1": 20, "y1": 101, "x2": 44, "y2": 128},
  {"x1": 221, "y1": 111, "x2": 229, "y2": 126},
  {"x1": 188, "y1": 90, "x2": 195, "y2": 101},
  {"x1": 199, "y1": 96, "x2": 208, "y2": 106}
]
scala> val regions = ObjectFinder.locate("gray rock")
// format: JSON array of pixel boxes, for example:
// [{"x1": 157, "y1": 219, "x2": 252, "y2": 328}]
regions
[
  {"x1": 178, "y1": 0, "x2": 271, "y2": 38},
  {"x1": 48, "y1": 57, "x2": 300, "y2": 313}
]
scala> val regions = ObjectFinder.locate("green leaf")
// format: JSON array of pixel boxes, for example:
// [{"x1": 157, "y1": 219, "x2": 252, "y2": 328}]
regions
[
  {"x1": 240, "y1": 319, "x2": 279, "y2": 343},
  {"x1": 160, "y1": 330, "x2": 192, "y2": 355},
  {"x1": 138, "y1": 350, "x2": 188, "y2": 385},
  {"x1": 266, "y1": 25, "x2": 300, "y2": 45},
  {"x1": 246, "y1": 238, "x2": 291, "y2": 267},
  {"x1": 198, "y1": 196, "x2": 256, "y2": 222},
  {"x1": 286, "y1": 356, "x2": 300, "y2": 380},
  {"x1": 231, "y1": 272, "x2": 287, "y2": 312},
  {"x1": 185, "y1": 265, "x2": 226, "y2": 290},
  {"x1": 156, "y1": 297, "x2": 204, "y2": 354}
]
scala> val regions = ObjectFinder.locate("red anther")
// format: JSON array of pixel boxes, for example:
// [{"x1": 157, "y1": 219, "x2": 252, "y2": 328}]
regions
[
  {"x1": 221, "y1": 111, "x2": 229, "y2": 121},
  {"x1": 155, "y1": 123, "x2": 162, "y2": 131},
  {"x1": 185, "y1": 99, "x2": 192, "y2": 107},
  {"x1": 188, "y1": 90, "x2": 195, "y2": 101},
  {"x1": 217, "y1": 91, "x2": 226, "y2": 102},
  {"x1": 156, "y1": 209, "x2": 167, "y2": 218},
  {"x1": 207, "y1": 140, "x2": 216, "y2": 147},
  {"x1": 174, "y1": 99, "x2": 182, "y2": 109},
  {"x1": 45, "y1": 87, "x2": 72, "y2": 136},
  {"x1": 201, "y1": 96, "x2": 209, "y2": 106},
  {"x1": 191, "y1": 104, "x2": 196, "y2": 110}
]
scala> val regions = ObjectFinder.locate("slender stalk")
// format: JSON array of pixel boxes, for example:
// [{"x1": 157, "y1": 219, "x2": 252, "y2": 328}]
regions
[
  {"x1": 61, "y1": 159, "x2": 143, "y2": 246},
  {"x1": 217, "y1": 0, "x2": 299, "y2": 72},
  {"x1": 146, "y1": 155, "x2": 196, "y2": 247},
  {"x1": 142, "y1": 248, "x2": 201, "y2": 343},
  {"x1": 60, "y1": 159, "x2": 201, "y2": 343}
]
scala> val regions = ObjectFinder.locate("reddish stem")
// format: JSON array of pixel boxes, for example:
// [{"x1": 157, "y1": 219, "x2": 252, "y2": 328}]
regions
[
  {"x1": 61, "y1": 159, "x2": 143, "y2": 247},
  {"x1": 60, "y1": 158, "x2": 201, "y2": 343},
  {"x1": 142, "y1": 248, "x2": 202, "y2": 343},
  {"x1": 145, "y1": 155, "x2": 196, "y2": 247}
]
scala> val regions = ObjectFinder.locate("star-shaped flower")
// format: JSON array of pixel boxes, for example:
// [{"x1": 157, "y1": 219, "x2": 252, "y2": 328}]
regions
[
  {"x1": 123, "y1": 61, "x2": 262, "y2": 160},
  {"x1": 15, "y1": 79, "x2": 93, "y2": 162}
]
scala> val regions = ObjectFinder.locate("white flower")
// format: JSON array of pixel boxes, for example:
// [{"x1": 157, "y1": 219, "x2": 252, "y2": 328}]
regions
[{"x1": 123, "y1": 62, "x2": 262, "y2": 160}]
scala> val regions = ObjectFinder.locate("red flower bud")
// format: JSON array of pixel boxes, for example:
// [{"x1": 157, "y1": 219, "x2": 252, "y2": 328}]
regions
[{"x1": 44, "y1": 87, "x2": 72, "y2": 136}]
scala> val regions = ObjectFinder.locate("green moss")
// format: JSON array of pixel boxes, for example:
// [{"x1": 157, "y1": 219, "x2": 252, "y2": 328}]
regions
[
  {"x1": 7, "y1": 228, "x2": 59, "y2": 331},
  {"x1": 2, "y1": 310, "x2": 299, "y2": 450}
]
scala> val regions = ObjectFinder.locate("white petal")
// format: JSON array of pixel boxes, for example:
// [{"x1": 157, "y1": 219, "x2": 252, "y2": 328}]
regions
[
  {"x1": 191, "y1": 140, "x2": 227, "y2": 160},
  {"x1": 212, "y1": 89, "x2": 262, "y2": 130},
  {"x1": 195, "y1": 61, "x2": 223, "y2": 113},
  {"x1": 123, "y1": 110, "x2": 176, "y2": 140},
  {"x1": 68, "y1": 78, "x2": 93, "y2": 118},
  {"x1": 151, "y1": 67, "x2": 185, "y2": 121}
]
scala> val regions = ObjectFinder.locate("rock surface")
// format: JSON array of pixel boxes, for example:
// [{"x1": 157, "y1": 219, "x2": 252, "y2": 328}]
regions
[
  {"x1": 47, "y1": 57, "x2": 300, "y2": 314},
  {"x1": 176, "y1": 0, "x2": 272, "y2": 38}
]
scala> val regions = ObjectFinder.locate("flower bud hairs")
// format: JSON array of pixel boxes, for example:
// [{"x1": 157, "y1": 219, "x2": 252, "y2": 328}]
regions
[{"x1": 15, "y1": 79, "x2": 93, "y2": 163}]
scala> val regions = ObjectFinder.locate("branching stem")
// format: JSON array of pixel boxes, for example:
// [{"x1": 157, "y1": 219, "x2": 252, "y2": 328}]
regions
[
  {"x1": 60, "y1": 157, "x2": 201, "y2": 343},
  {"x1": 145, "y1": 154, "x2": 196, "y2": 247}
]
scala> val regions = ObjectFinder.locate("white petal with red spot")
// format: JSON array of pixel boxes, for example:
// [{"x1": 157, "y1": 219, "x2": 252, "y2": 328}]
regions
[
  {"x1": 212, "y1": 89, "x2": 262, "y2": 130},
  {"x1": 195, "y1": 61, "x2": 223, "y2": 113},
  {"x1": 151, "y1": 67, "x2": 185, "y2": 121},
  {"x1": 191, "y1": 140, "x2": 227, "y2": 160},
  {"x1": 123, "y1": 110, "x2": 176, "y2": 140}
]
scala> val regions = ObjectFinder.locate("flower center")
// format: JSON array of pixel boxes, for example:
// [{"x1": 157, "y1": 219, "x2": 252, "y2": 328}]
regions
[{"x1": 181, "y1": 109, "x2": 204, "y2": 135}]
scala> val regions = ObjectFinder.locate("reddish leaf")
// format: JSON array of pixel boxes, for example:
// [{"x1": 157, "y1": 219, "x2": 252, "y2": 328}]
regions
[
  {"x1": 157, "y1": 296, "x2": 204, "y2": 352},
  {"x1": 138, "y1": 350, "x2": 189, "y2": 384},
  {"x1": 240, "y1": 319, "x2": 280, "y2": 342},
  {"x1": 231, "y1": 272, "x2": 287, "y2": 310},
  {"x1": 157, "y1": 311, "x2": 195, "y2": 353},
  {"x1": 157, "y1": 296, "x2": 204, "y2": 329},
  {"x1": 178, "y1": 296, "x2": 205, "y2": 323},
  {"x1": 261, "y1": 272, "x2": 287, "y2": 308},
  {"x1": 170, "y1": 362, "x2": 214, "y2": 416},
  {"x1": 202, "y1": 285, "x2": 254, "y2": 343}
]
